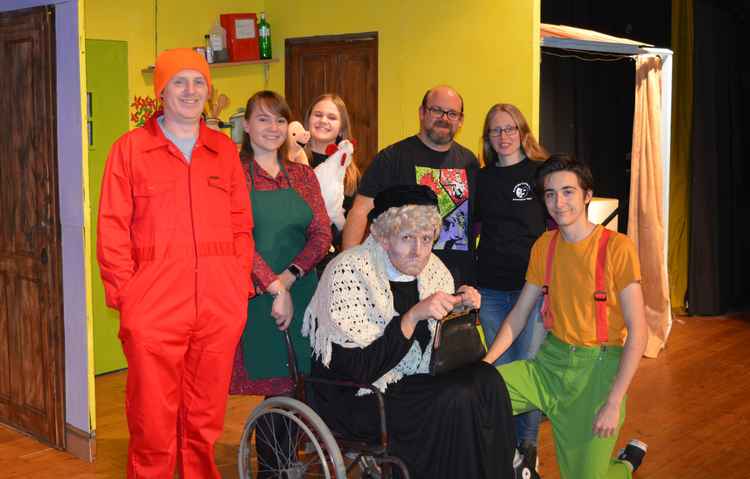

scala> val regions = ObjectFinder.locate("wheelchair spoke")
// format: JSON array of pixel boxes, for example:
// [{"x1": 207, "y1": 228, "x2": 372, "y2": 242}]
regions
[{"x1": 238, "y1": 398, "x2": 346, "y2": 478}]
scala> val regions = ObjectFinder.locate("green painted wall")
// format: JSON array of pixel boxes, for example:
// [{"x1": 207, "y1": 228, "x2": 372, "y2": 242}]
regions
[{"x1": 86, "y1": 39, "x2": 129, "y2": 374}]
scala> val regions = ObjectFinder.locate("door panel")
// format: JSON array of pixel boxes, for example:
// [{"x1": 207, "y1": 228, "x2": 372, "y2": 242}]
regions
[
  {"x1": 86, "y1": 39, "x2": 129, "y2": 375},
  {"x1": 0, "y1": 5, "x2": 65, "y2": 448},
  {"x1": 334, "y1": 46, "x2": 377, "y2": 173},
  {"x1": 20, "y1": 277, "x2": 45, "y2": 411},
  {"x1": 300, "y1": 56, "x2": 329, "y2": 108},
  {"x1": 285, "y1": 33, "x2": 378, "y2": 171}
]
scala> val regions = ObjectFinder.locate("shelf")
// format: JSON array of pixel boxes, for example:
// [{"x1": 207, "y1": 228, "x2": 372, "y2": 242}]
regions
[{"x1": 141, "y1": 58, "x2": 278, "y2": 73}]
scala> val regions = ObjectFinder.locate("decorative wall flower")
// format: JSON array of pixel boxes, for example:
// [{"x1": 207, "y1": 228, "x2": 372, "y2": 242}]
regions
[{"x1": 130, "y1": 95, "x2": 161, "y2": 127}]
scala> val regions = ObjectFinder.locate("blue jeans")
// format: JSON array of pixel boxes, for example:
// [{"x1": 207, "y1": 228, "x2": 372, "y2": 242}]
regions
[{"x1": 479, "y1": 288, "x2": 546, "y2": 445}]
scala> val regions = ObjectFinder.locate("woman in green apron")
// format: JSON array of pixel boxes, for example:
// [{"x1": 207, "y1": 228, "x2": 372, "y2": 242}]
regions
[{"x1": 230, "y1": 91, "x2": 331, "y2": 398}]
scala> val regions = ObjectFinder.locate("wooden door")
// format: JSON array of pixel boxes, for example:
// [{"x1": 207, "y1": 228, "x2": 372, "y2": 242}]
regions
[
  {"x1": 86, "y1": 39, "x2": 129, "y2": 375},
  {"x1": 285, "y1": 33, "x2": 378, "y2": 171},
  {"x1": 0, "y1": 6, "x2": 65, "y2": 447}
]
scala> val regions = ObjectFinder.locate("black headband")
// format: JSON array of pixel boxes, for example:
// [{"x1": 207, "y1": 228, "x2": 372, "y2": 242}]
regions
[{"x1": 368, "y1": 184, "x2": 439, "y2": 222}]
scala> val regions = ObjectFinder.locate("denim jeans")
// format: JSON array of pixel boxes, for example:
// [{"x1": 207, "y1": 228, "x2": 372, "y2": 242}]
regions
[{"x1": 479, "y1": 288, "x2": 546, "y2": 444}]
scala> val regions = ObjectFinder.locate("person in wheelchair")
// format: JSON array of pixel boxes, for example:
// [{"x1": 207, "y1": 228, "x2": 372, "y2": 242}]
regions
[{"x1": 303, "y1": 184, "x2": 517, "y2": 478}]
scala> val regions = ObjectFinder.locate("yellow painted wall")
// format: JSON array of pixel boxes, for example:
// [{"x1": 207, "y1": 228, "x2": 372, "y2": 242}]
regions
[
  {"x1": 266, "y1": 0, "x2": 541, "y2": 155},
  {"x1": 84, "y1": 0, "x2": 540, "y2": 156},
  {"x1": 77, "y1": 0, "x2": 96, "y2": 433},
  {"x1": 82, "y1": 0, "x2": 539, "y2": 426},
  {"x1": 84, "y1": 0, "x2": 270, "y2": 128},
  {"x1": 83, "y1": 0, "x2": 270, "y2": 427}
]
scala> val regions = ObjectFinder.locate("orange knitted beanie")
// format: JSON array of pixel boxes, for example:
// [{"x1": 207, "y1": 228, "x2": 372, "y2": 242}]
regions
[{"x1": 153, "y1": 48, "x2": 212, "y2": 97}]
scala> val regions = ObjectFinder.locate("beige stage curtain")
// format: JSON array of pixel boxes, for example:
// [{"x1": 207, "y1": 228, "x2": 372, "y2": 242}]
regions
[
  {"x1": 628, "y1": 56, "x2": 671, "y2": 358},
  {"x1": 540, "y1": 24, "x2": 652, "y2": 46}
]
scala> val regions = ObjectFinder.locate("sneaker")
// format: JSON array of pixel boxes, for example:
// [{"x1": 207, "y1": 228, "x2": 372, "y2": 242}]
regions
[
  {"x1": 617, "y1": 439, "x2": 648, "y2": 473},
  {"x1": 513, "y1": 448, "x2": 540, "y2": 479},
  {"x1": 518, "y1": 440, "x2": 540, "y2": 475}
]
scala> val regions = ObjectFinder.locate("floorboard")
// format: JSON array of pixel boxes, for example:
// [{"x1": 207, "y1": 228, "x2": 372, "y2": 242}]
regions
[{"x1": 1, "y1": 313, "x2": 748, "y2": 478}]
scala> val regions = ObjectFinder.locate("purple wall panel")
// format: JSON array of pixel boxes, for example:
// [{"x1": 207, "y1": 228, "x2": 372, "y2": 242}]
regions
[{"x1": 1, "y1": 0, "x2": 91, "y2": 433}]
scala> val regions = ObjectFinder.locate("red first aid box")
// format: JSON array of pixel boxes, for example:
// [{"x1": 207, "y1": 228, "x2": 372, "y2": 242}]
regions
[{"x1": 220, "y1": 13, "x2": 259, "y2": 61}]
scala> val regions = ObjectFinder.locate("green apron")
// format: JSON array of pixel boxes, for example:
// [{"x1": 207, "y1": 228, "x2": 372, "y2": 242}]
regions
[{"x1": 242, "y1": 160, "x2": 316, "y2": 379}]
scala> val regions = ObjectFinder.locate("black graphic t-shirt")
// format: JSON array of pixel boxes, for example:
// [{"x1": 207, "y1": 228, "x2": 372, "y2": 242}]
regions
[
  {"x1": 475, "y1": 158, "x2": 546, "y2": 291},
  {"x1": 359, "y1": 135, "x2": 479, "y2": 286}
]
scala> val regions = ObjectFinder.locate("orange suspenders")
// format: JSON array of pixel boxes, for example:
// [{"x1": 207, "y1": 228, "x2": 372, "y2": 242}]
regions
[
  {"x1": 540, "y1": 231, "x2": 559, "y2": 331},
  {"x1": 540, "y1": 228, "x2": 613, "y2": 343}
]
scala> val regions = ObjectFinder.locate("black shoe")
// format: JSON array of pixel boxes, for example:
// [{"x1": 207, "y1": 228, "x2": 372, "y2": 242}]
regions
[
  {"x1": 617, "y1": 439, "x2": 648, "y2": 473},
  {"x1": 513, "y1": 447, "x2": 541, "y2": 479},
  {"x1": 518, "y1": 440, "x2": 540, "y2": 475}
]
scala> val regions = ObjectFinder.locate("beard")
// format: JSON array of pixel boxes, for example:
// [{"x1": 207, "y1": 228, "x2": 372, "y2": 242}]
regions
[{"x1": 424, "y1": 120, "x2": 456, "y2": 145}]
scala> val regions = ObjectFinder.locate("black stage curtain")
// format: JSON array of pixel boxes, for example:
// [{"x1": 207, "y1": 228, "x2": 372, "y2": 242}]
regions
[
  {"x1": 539, "y1": 51, "x2": 634, "y2": 232},
  {"x1": 540, "y1": 1, "x2": 671, "y2": 233},
  {"x1": 687, "y1": 0, "x2": 750, "y2": 314}
]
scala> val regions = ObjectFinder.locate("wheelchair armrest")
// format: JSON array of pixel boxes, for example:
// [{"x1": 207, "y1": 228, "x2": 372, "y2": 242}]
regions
[{"x1": 304, "y1": 376, "x2": 389, "y2": 449}]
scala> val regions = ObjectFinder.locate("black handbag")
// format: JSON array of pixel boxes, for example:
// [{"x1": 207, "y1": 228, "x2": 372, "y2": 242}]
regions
[{"x1": 429, "y1": 308, "x2": 486, "y2": 375}]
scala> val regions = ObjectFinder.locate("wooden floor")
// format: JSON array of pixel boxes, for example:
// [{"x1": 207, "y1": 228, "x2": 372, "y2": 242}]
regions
[{"x1": 2, "y1": 313, "x2": 749, "y2": 478}]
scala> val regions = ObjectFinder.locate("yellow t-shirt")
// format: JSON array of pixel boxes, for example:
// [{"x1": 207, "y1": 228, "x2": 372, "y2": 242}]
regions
[{"x1": 526, "y1": 225, "x2": 641, "y2": 347}]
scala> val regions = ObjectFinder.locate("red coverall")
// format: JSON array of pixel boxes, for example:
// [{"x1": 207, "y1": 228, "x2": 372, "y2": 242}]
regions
[{"x1": 97, "y1": 116, "x2": 254, "y2": 478}]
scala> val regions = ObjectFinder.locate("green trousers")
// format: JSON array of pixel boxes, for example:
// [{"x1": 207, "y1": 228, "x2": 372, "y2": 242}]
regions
[{"x1": 498, "y1": 334, "x2": 633, "y2": 479}]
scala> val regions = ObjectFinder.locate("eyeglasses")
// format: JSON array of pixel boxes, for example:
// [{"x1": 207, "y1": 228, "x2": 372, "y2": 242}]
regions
[
  {"x1": 487, "y1": 126, "x2": 519, "y2": 137},
  {"x1": 425, "y1": 106, "x2": 462, "y2": 122}
]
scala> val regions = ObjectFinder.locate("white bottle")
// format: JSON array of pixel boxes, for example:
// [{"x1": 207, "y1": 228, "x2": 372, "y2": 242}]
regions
[
  {"x1": 204, "y1": 34, "x2": 214, "y2": 64},
  {"x1": 209, "y1": 23, "x2": 228, "y2": 62}
]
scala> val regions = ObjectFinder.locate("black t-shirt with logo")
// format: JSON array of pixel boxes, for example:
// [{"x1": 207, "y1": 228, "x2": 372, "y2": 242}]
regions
[
  {"x1": 475, "y1": 158, "x2": 546, "y2": 291},
  {"x1": 359, "y1": 135, "x2": 479, "y2": 287}
]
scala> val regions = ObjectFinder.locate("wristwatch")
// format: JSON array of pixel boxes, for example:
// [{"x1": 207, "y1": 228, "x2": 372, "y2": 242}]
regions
[{"x1": 287, "y1": 264, "x2": 303, "y2": 279}]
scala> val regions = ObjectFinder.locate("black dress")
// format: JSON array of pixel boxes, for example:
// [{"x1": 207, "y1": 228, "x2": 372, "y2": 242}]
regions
[{"x1": 308, "y1": 280, "x2": 517, "y2": 478}]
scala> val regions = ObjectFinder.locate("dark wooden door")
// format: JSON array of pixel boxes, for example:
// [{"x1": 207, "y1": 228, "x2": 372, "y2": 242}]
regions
[
  {"x1": 286, "y1": 32, "x2": 378, "y2": 171},
  {"x1": 0, "y1": 6, "x2": 65, "y2": 448}
]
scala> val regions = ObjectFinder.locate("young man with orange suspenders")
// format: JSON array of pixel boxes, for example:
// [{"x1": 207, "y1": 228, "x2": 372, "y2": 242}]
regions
[{"x1": 484, "y1": 155, "x2": 648, "y2": 478}]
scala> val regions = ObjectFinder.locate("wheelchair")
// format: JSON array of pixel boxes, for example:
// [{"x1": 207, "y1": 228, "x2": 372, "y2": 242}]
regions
[{"x1": 237, "y1": 330, "x2": 411, "y2": 479}]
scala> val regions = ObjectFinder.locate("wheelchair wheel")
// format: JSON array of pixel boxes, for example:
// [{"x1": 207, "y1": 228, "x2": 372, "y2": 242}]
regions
[{"x1": 238, "y1": 396, "x2": 346, "y2": 478}]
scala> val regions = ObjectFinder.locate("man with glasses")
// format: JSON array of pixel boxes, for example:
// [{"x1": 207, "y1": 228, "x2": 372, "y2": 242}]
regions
[{"x1": 342, "y1": 85, "x2": 479, "y2": 287}]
